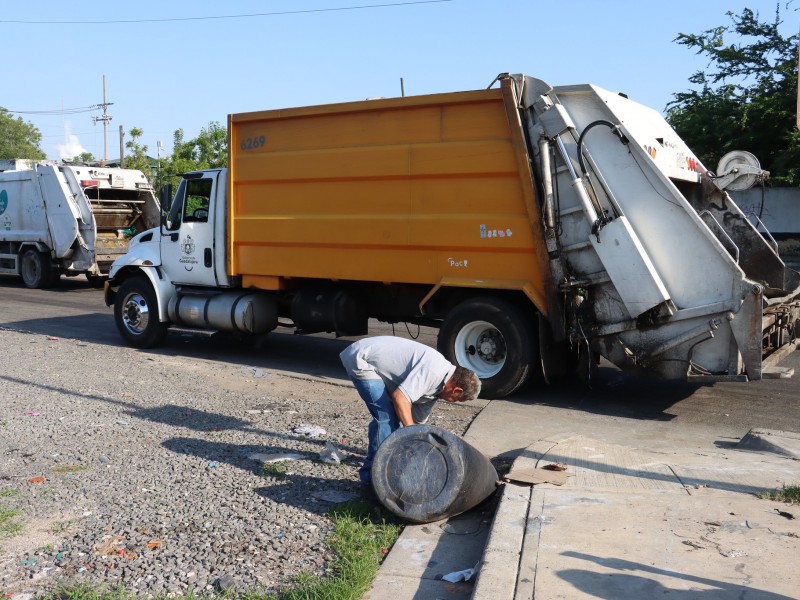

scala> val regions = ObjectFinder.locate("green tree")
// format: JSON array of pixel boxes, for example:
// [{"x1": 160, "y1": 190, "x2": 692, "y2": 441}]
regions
[
  {"x1": 123, "y1": 126, "x2": 154, "y2": 181},
  {"x1": 158, "y1": 121, "x2": 228, "y2": 191},
  {"x1": 666, "y1": 5, "x2": 800, "y2": 185},
  {"x1": 69, "y1": 151, "x2": 95, "y2": 164},
  {"x1": 0, "y1": 108, "x2": 47, "y2": 160}
]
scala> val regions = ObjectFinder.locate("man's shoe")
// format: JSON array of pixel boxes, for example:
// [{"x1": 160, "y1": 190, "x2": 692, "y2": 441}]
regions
[{"x1": 360, "y1": 483, "x2": 379, "y2": 504}]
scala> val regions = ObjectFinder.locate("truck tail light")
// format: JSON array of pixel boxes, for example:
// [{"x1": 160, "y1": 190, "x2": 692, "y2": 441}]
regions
[{"x1": 81, "y1": 180, "x2": 100, "y2": 188}]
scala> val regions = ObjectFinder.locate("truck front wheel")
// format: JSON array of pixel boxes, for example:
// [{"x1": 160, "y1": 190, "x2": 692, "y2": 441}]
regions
[
  {"x1": 19, "y1": 249, "x2": 54, "y2": 289},
  {"x1": 114, "y1": 276, "x2": 168, "y2": 348},
  {"x1": 438, "y1": 297, "x2": 536, "y2": 398}
]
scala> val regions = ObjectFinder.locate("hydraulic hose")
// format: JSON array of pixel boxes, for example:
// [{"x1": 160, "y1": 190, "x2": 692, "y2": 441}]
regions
[{"x1": 576, "y1": 119, "x2": 629, "y2": 175}]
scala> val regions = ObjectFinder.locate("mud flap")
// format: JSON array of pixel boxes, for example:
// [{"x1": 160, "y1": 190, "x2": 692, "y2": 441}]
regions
[
  {"x1": 728, "y1": 284, "x2": 764, "y2": 380},
  {"x1": 538, "y1": 312, "x2": 566, "y2": 383}
]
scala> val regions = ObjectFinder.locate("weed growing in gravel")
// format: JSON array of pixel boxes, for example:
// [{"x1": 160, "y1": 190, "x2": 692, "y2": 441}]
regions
[
  {"x1": 757, "y1": 484, "x2": 800, "y2": 504},
  {"x1": 41, "y1": 583, "x2": 131, "y2": 599},
  {"x1": 53, "y1": 464, "x2": 89, "y2": 474},
  {"x1": 51, "y1": 519, "x2": 74, "y2": 533},
  {"x1": 262, "y1": 463, "x2": 288, "y2": 479},
  {"x1": 0, "y1": 502, "x2": 22, "y2": 540},
  {"x1": 0, "y1": 489, "x2": 18, "y2": 498},
  {"x1": 268, "y1": 499, "x2": 401, "y2": 600}
]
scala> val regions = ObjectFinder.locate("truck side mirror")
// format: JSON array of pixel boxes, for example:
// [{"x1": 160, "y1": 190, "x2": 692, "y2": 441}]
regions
[{"x1": 160, "y1": 183, "x2": 174, "y2": 211}]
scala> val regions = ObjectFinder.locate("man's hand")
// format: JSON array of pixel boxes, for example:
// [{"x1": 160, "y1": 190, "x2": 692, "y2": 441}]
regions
[{"x1": 390, "y1": 388, "x2": 415, "y2": 427}]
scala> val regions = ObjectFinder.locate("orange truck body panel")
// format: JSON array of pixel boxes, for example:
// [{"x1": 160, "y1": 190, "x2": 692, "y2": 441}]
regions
[{"x1": 228, "y1": 81, "x2": 555, "y2": 316}]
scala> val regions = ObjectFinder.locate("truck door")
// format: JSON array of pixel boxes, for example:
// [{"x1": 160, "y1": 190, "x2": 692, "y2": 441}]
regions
[{"x1": 161, "y1": 173, "x2": 219, "y2": 286}]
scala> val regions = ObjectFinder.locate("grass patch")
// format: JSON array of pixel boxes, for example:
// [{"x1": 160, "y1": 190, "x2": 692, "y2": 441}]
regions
[
  {"x1": 52, "y1": 519, "x2": 74, "y2": 533},
  {"x1": 262, "y1": 463, "x2": 288, "y2": 479},
  {"x1": 0, "y1": 503, "x2": 23, "y2": 539},
  {"x1": 33, "y1": 499, "x2": 401, "y2": 600},
  {"x1": 273, "y1": 500, "x2": 401, "y2": 600},
  {"x1": 0, "y1": 489, "x2": 18, "y2": 498},
  {"x1": 53, "y1": 464, "x2": 89, "y2": 474},
  {"x1": 41, "y1": 583, "x2": 133, "y2": 600},
  {"x1": 757, "y1": 484, "x2": 800, "y2": 504}
]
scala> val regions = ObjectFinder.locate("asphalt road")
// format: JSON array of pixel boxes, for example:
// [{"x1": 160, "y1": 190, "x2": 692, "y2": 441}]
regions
[{"x1": 1, "y1": 273, "x2": 799, "y2": 441}]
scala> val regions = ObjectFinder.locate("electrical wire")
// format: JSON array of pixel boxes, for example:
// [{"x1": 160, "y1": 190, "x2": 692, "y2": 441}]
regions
[
  {"x1": 5, "y1": 106, "x2": 99, "y2": 115},
  {"x1": 0, "y1": 1, "x2": 453, "y2": 24}
]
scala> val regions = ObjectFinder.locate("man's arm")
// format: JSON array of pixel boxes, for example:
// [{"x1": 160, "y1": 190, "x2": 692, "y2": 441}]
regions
[{"x1": 390, "y1": 387, "x2": 415, "y2": 427}]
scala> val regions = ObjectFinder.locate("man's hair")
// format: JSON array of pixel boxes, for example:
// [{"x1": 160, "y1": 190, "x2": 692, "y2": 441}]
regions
[{"x1": 452, "y1": 366, "x2": 481, "y2": 401}]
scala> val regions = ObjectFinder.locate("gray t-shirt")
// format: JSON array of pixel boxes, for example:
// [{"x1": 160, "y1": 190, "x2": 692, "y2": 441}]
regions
[{"x1": 340, "y1": 336, "x2": 456, "y2": 404}]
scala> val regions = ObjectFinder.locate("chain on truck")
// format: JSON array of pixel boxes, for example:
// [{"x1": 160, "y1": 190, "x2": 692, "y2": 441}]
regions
[
  {"x1": 103, "y1": 73, "x2": 800, "y2": 398},
  {"x1": 0, "y1": 159, "x2": 160, "y2": 288}
]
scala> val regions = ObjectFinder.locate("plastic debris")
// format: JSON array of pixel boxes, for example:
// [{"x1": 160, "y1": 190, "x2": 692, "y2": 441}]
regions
[
  {"x1": 27, "y1": 476, "x2": 47, "y2": 484},
  {"x1": 319, "y1": 442, "x2": 347, "y2": 464},
  {"x1": 442, "y1": 562, "x2": 479, "y2": 582},
  {"x1": 214, "y1": 574, "x2": 237, "y2": 592},
  {"x1": 248, "y1": 452, "x2": 306, "y2": 464},
  {"x1": 207, "y1": 461, "x2": 217, "y2": 469},
  {"x1": 293, "y1": 424, "x2": 326, "y2": 438},
  {"x1": 24, "y1": 411, "x2": 40, "y2": 416},
  {"x1": 314, "y1": 490, "x2": 358, "y2": 504},
  {"x1": 243, "y1": 367, "x2": 269, "y2": 378}
]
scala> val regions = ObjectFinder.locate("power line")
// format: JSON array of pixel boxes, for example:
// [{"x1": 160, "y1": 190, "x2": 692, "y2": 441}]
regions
[
  {"x1": 6, "y1": 106, "x2": 100, "y2": 115},
  {"x1": 0, "y1": 0, "x2": 453, "y2": 24}
]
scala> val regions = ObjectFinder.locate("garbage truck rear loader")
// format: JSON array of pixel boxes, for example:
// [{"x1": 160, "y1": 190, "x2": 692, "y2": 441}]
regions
[
  {"x1": 0, "y1": 160, "x2": 160, "y2": 287},
  {"x1": 105, "y1": 74, "x2": 800, "y2": 397}
]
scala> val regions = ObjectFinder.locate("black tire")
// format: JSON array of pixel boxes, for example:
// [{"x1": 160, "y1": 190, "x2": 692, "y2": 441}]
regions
[
  {"x1": 437, "y1": 297, "x2": 536, "y2": 398},
  {"x1": 19, "y1": 249, "x2": 53, "y2": 289},
  {"x1": 114, "y1": 276, "x2": 168, "y2": 348},
  {"x1": 437, "y1": 297, "x2": 539, "y2": 398}
]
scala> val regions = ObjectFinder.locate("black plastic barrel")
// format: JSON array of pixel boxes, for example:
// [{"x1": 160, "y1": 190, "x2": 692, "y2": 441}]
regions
[{"x1": 371, "y1": 424, "x2": 498, "y2": 523}]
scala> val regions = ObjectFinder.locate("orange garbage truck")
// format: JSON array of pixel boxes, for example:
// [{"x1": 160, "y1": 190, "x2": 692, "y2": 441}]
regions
[{"x1": 105, "y1": 73, "x2": 800, "y2": 397}]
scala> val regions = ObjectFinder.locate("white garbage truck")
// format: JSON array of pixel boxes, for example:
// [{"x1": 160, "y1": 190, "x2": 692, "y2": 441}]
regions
[
  {"x1": 105, "y1": 74, "x2": 800, "y2": 396},
  {"x1": 0, "y1": 159, "x2": 160, "y2": 288}
]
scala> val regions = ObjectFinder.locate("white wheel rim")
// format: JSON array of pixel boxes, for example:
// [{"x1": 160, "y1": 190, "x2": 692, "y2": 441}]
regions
[
  {"x1": 454, "y1": 320, "x2": 507, "y2": 378},
  {"x1": 121, "y1": 292, "x2": 150, "y2": 335}
]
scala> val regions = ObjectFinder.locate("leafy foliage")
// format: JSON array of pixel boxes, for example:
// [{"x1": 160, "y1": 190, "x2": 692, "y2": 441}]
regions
[
  {"x1": 0, "y1": 108, "x2": 47, "y2": 160},
  {"x1": 757, "y1": 484, "x2": 800, "y2": 504},
  {"x1": 69, "y1": 151, "x2": 96, "y2": 164},
  {"x1": 123, "y1": 126, "x2": 153, "y2": 178},
  {"x1": 157, "y1": 121, "x2": 228, "y2": 191},
  {"x1": 666, "y1": 6, "x2": 800, "y2": 185}
]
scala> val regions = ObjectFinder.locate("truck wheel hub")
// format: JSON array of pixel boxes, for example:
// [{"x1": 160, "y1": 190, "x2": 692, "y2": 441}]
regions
[
  {"x1": 122, "y1": 295, "x2": 149, "y2": 333},
  {"x1": 476, "y1": 330, "x2": 504, "y2": 363}
]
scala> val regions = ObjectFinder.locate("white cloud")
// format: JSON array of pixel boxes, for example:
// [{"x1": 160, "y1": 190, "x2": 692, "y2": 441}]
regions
[{"x1": 55, "y1": 122, "x2": 88, "y2": 160}]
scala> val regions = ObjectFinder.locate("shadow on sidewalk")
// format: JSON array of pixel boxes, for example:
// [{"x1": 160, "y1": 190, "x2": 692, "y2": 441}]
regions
[{"x1": 559, "y1": 551, "x2": 795, "y2": 599}]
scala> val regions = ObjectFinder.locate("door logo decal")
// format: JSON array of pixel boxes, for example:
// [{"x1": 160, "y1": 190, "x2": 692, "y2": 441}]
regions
[{"x1": 179, "y1": 235, "x2": 199, "y2": 268}]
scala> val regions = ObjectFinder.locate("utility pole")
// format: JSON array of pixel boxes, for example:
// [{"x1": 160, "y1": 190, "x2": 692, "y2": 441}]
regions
[
  {"x1": 119, "y1": 126, "x2": 125, "y2": 168},
  {"x1": 93, "y1": 75, "x2": 113, "y2": 163}
]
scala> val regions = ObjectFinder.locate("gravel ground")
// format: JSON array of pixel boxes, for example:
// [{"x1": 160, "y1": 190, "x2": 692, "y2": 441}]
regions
[{"x1": 0, "y1": 327, "x2": 482, "y2": 597}]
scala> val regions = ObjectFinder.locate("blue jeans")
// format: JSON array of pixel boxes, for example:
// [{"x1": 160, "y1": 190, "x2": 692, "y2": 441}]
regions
[{"x1": 351, "y1": 377, "x2": 399, "y2": 484}]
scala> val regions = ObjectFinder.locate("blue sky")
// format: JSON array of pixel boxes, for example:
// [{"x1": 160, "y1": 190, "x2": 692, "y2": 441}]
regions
[{"x1": 1, "y1": 0, "x2": 795, "y2": 161}]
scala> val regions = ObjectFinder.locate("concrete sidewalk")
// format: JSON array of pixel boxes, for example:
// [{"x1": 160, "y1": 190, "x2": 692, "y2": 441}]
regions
[{"x1": 366, "y1": 401, "x2": 800, "y2": 599}]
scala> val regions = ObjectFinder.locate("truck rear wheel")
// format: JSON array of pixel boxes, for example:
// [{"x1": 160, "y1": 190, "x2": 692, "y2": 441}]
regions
[
  {"x1": 19, "y1": 249, "x2": 53, "y2": 289},
  {"x1": 438, "y1": 297, "x2": 535, "y2": 398},
  {"x1": 114, "y1": 276, "x2": 168, "y2": 348}
]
